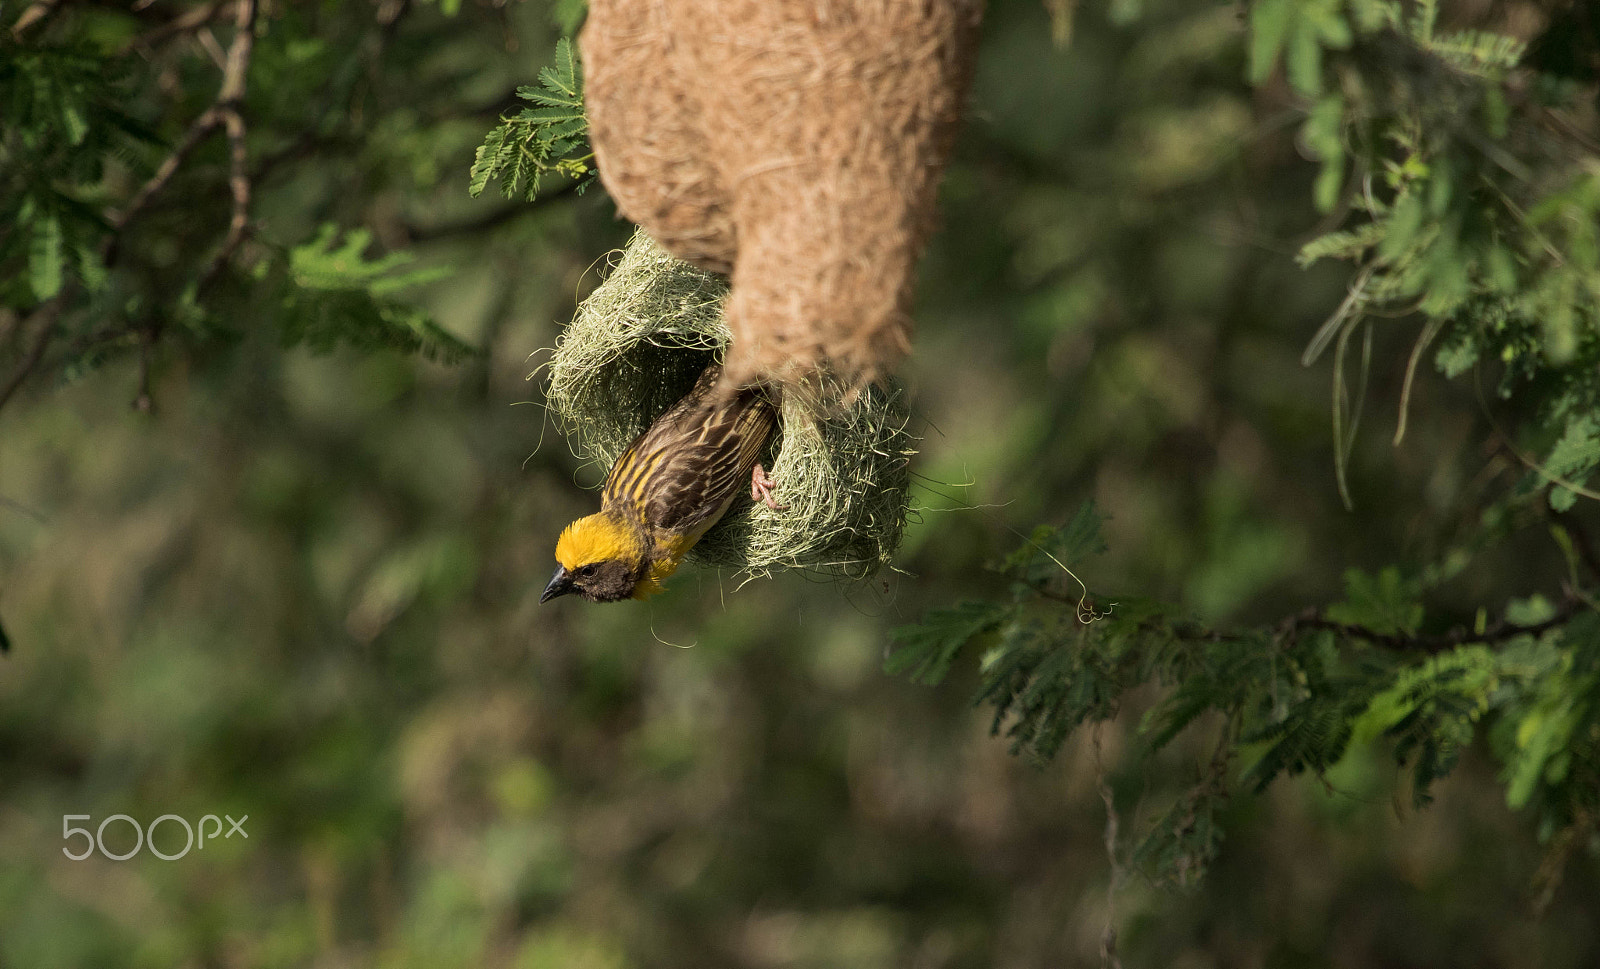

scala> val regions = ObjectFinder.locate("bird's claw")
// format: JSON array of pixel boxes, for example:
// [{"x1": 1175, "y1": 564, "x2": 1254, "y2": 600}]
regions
[{"x1": 751, "y1": 463, "x2": 788, "y2": 511}]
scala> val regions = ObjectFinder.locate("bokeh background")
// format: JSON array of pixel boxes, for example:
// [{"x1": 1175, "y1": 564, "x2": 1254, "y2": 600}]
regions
[{"x1": 2, "y1": 0, "x2": 1597, "y2": 966}]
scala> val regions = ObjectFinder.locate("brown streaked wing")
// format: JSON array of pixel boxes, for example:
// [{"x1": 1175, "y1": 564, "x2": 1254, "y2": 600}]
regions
[
  {"x1": 602, "y1": 363, "x2": 723, "y2": 509},
  {"x1": 603, "y1": 371, "x2": 776, "y2": 535}
]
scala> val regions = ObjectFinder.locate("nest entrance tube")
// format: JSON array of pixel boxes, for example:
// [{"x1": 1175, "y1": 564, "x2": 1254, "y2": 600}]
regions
[{"x1": 545, "y1": 230, "x2": 916, "y2": 581}]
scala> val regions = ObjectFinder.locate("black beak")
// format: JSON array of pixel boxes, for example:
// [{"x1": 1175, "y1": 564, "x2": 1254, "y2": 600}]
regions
[{"x1": 541, "y1": 565, "x2": 576, "y2": 603}]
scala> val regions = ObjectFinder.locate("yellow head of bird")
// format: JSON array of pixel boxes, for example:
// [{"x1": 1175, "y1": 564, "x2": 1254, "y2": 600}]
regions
[{"x1": 542, "y1": 512, "x2": 651, "y2": 603}]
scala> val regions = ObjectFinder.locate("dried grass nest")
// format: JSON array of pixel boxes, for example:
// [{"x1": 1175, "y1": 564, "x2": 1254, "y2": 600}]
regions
[{"x1": 544, "y1": 230, "x2": 916, "y2": 580}]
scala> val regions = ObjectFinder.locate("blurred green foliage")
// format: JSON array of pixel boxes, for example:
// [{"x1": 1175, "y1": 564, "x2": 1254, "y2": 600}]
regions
[
  {"x1": 892, "y1": 0, "x2": 1600, "y2": 926},
  {"x1": 891, "y1": 506, "x2": 1599, "y2": 889},
  {"x1": 2, "y1": 1, "x2": 1599, "y2": 968}
]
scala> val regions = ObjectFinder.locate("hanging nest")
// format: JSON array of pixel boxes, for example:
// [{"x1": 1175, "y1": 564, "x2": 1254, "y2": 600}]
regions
[
  {"x1": 545, "y1": 230, "x2": 915, "y2": 580},
  {"x1": 580, "y1": 0, "x2": 983, "y2": 392}
]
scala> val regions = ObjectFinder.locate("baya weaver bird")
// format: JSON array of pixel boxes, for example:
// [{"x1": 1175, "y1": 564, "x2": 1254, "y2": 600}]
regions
[{"x1": 542, "y1": 362, "x2": 786, "y2": 603}]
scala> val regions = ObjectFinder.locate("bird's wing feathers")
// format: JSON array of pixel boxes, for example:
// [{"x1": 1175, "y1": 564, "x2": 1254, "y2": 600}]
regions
[
  {"x1": 603, "y1": 367, "x2": 777, "y2": 536},
  {"x1": 642, "y1": 394, "x2": 773, "y2": 532}
]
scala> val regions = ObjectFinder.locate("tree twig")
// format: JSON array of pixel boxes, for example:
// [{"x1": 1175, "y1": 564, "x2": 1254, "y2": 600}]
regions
[
  {"x1": 253, "y1": 0, "x2": 410, "y2": 186},
  {"x1": 194, "y1": 0, "x2": 255, "y2": 296},
  {"x1": 3, "y1": 0, "x2": 259, "y2": 415},
  {"x1": 0, "y1": 296, "x2": 68, "y2": 413},
  {"x1": 195, "y1": 104, "x2": 252, "y2": 294},
  {"x1": 1092, "y1": 725, "x2": 1124, "y2": 969},
  {"x1": 106, "y1": 0, "x2": 256, "y2": 257},
  {"x1": 133, "y1": 326, "x2": 154, "y2": 412},
  {"x1": 140, "y1": 0, "x2": 256, "y2": 409},
  {"x1": 214, "y1": 0, "x2": 254, "y2": 103},
  {"x1": 1125, "y1": 587, "x2": 1591, "y2": 655},
  {"x1": 10, "y1": 0, "x2": 68, "y2": 38},
  {"x1": 401, "y1": 181, "x2": 582, "y2": 244},
  {"x1": 1278, "y1": 592, "x2": 1588, "y2": 654},
  {"x1": 113, "y1": 116, "x2": 212, "y2": 232},
  {"x1": 119, "y1": 0, "x2": 226, "y2": 56}
]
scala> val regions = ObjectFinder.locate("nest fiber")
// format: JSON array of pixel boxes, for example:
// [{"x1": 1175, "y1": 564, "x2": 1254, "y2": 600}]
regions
[
  {"x1": 546, "y1": 231, "x2": 915, "y2": 580},
  {"x1": 580, "y1": 0, "x2": 983, "y2": 392}
]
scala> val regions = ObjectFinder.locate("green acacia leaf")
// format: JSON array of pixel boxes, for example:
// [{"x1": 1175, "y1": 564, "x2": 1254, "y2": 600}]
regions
[
  {"x1": 1286, "y1": 21, "x2": 1325, "y2": 96},
  {"x1": 1298, "y1": 224, "x2": 1385, "y2": 266},
  {"x1": 74, "y1": 242, "x2": 107, "y2": 292},
  {"x1": 1308, "y1": 3, "x2": 1352, "y2": 48},
  {"x1": 1248, "y1": 0, "x2": 1295, "y2": 83},
  {"x1": 468, "y1": 127, "x2": 507, "y2": 198},
  {"x1": 1326, "y1": 566, "x2": 1423, "y2": 637},
  {"x1": 1506, "y1": 701, "x2": 1578, "y2": 809},
  {"x1": 1002, "y1": 501, "x2": 1108, "y2": 587},
  {"x1": 1378, "y1": 192, "x2": 1425, "y2": 263},
  {"x1": 59, "y1": 101, "x2": 88, "y2": 146},
  {"x1": 28, "y1": 212, "x2": 64, "y2": 300},
  {"x1": 469, "y1": 39, "x2": 591, "y2": 202},
  {"x1": 1543, "y1": 416, "x2": 1600, "y2": 511},
  {"x1": 1433, "y1": 333, "x2": 1479, "y2": 378},
  {"x1": 887, "y1": 602, "x2": 1011, "y2": 686},
  {"x1": 1301, "y1": 95, "x2": 1345, "y2": 212}
]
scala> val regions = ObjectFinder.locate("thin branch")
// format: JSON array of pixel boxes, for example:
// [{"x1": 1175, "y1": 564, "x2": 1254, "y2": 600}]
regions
[
  {"x1": 10, "y1": 0, "x2": 68, "y2": 38},
  {"x1": 109, "y1": 113, "x2": 220, "y2": 237},
  {"x1": 401, "y1": 182, "x2": 582, "y2": 244},
  {"x1": 214, "y1": 0, "x2": 254, "y2": 104},
  {"x1": 252, "y1": 130, "x2": 356, "y2": 183},
  {"x1": 195, "y1": 25, "x2": 227, "y2": 69},
  {"x1": 5, "y1": 0, "x2": 259, "y2": 414},
  {"x1": 120, "y1": 0, "x2": 226, "y2": 56},
  {"x1": 106, "y1": 0, "x2": 256, "y2": 254},
  {"x1": 1279, "y1": 592, "x2": 1588, "y2": 654},
  {"x1": 252, "y1": 0, "x2": 418, "y2": 185},
  {"x1": 1092, "y1": 726, "x2": 1124, "y2": 969},
  {"x1": 1143, "y1": 588, "x2": 1592, "y2": 655},
  {"x1": 1555, "y1": 513, "x2": 1600, "y2": 586},
  {"x1": 133, "y1": 326, "x2": 154, "y2": 412},
  {"x1": 0, "y1": 296, "x2": 67, "y2": 413},
  {"x1": 1475, "y1": 373, "x2": 1600, "y2": 504},
  {"x1": 193, "y1": 0, "x2": 255, "y2": 295},
  {"x1": 195, "y1": 105, "x2": 251, "y2": 294},
  {"x1": 163, "y1": 0, "x2": 256, "y2": 375},
  {"x1": 55, "y1": 323, "x2": 140, "y2": 361},
  {"x1": 376, "y1": 0, "x2": 412, "y2": 35}
]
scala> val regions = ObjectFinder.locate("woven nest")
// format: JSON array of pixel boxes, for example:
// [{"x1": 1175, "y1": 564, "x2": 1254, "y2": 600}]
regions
[
  {"x1": 545, "y1": 230, "x2": 915, "y2": 580},
  {"x1": 581, "y1": 0, "x2": 983, "y2": 391}
]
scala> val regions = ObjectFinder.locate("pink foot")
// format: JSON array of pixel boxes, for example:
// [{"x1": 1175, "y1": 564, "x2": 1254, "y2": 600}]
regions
[{"x1": 751, "y1": 463, "x2": 788, "y2": 511}]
